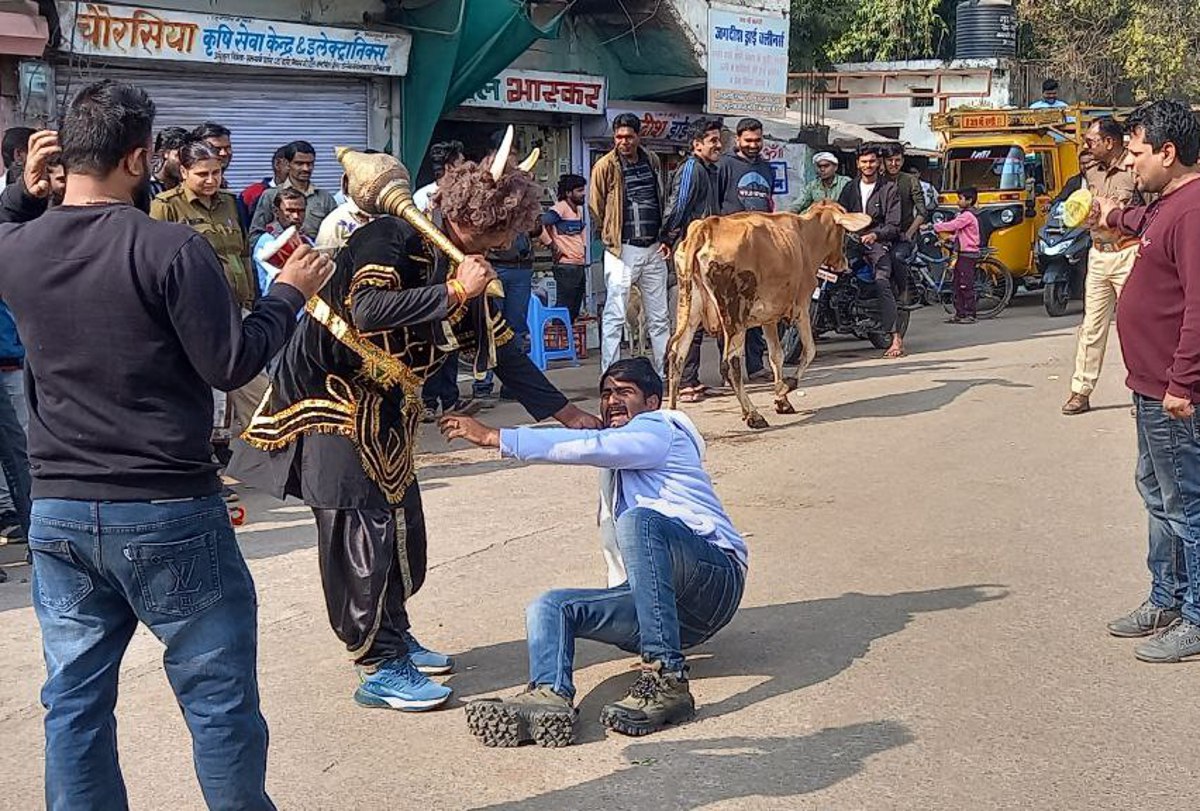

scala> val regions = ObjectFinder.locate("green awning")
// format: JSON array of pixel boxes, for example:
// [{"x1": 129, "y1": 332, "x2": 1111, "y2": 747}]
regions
[{"x1": 398, "y1": 0, "x2": 567, "y2": 167}]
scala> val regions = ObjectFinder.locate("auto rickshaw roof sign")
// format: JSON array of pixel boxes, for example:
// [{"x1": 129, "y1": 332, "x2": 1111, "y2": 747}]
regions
[{"x1": 931, "y1": 108, "x2": 1072, "y2": 133}]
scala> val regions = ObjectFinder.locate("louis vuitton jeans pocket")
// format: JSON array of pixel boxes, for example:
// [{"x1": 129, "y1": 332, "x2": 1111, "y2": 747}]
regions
[{"x1": 31, "y1": 497, "x2": 274, "y2": 811}]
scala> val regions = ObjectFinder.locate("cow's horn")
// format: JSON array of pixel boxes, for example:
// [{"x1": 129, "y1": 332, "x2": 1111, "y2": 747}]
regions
[
  {"x1": 518, "y1": 147, "x2": 540, "y2": 173},
  {"x1": 490, "y1": 125, "x2": 515, "y2": 182}
]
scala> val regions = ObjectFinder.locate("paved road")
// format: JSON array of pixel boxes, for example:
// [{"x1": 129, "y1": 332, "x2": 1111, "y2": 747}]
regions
[{"x1": 1, "y1": 294, "x2": 1189, "y2": 810}]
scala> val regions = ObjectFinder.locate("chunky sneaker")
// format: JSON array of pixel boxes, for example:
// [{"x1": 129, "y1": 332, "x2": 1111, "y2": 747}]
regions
[
  {"x1": 1107, "y1": 600, "x2": 1182, "y2": 638},
  {"x1": 1134, "y1": 619, "x2": 1200, "y2": 663},
  {"x1": 600, "y1": 661, "x2": 695, "y2": 737},
  {"x1": 353, "y1": 656, "x2": 452, "y2": 711},
  {"x1": 403, "y1": 631, "x2": 455, "y2": 675},
  {"x1": 465, "y1": 686, "x2": 576, "y2": 748}
]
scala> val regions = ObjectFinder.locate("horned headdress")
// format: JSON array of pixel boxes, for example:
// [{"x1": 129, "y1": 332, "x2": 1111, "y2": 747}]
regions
[{"x1": 335, "y1": 126, "x2": 539, "y2": 297}]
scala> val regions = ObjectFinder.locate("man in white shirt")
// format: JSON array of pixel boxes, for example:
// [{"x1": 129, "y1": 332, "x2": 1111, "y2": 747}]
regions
[
  {"x1": 837, "y1": 145, "x2": 904, "y2": 358},
  {"x1": 441, "y1": 358, "x2": 747, "y2": 747},
  {"x1": 315, "y1": 194, "x2": 372, "y2": 253}
]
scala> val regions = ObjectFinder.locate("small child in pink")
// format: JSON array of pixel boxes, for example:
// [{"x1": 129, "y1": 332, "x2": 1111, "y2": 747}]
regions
[{"x1": 934, "y1": 186, "x2": 981, "y2": 323}]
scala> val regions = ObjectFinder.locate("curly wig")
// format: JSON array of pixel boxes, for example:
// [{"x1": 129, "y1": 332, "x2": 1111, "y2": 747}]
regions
[{"x1": 434, "y1": 158, "x2": 543, "y2": 238}]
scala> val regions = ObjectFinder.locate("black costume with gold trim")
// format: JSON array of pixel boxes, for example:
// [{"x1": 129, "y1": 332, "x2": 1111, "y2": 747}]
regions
[{"x1": 234, "y1": 215, "x2": 568, "y2": 665}]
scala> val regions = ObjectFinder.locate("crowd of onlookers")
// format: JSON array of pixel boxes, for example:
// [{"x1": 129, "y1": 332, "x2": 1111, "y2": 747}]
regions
[{"x1": 0, "y1": 111, "x2": 949, "y2": 561}]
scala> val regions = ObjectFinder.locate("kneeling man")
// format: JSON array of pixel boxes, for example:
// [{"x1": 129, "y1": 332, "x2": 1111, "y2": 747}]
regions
[{"x1": 440, "y1": 358, "x2": 747, "y2": 746}]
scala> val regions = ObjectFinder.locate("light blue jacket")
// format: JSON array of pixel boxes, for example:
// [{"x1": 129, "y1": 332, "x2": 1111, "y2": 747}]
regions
[
  {"x1": 499, "y1": 410, "x2": 747, "y2": 567},
  {"x1": 252, "y1": 232, "x2": 280, "y2": 297}
]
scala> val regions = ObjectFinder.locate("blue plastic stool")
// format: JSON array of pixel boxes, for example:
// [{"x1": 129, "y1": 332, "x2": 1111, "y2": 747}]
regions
[{"x1": 526, "y1": 294, "x2": 579, "y2": 371}]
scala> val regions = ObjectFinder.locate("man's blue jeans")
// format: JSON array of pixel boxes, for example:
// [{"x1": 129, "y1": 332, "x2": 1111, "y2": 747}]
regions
[
  {"x1": 474, "y1": 265, "x2": 533, "y2": 397},
  {"x1": 28, "y1": 496, "x2": 275, "y2": 811},
  {"x1": 525, "y1": 507, "x2": 745, "y2": 701},
  {"x1": 0, "y1": 372, "x2": 30, "y2": 530},
  {"x1": 1136, "y1": 394, "x2": 1200, "y2": 625}
]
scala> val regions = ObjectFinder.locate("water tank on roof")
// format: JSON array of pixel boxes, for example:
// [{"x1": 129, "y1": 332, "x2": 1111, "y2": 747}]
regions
[{"x1": 955, "y1": 0, "x2": 1018, "y2": 59}]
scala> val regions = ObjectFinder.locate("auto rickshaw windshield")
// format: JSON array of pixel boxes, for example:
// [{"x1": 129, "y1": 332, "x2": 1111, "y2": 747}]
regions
[{"x1": 944, "y1": 145, "x2": 1026, "y2": 192}]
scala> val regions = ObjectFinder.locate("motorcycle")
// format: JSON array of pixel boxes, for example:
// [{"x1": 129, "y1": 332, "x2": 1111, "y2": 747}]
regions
[
  {"x1": 1037, "y1": 199, "x2": 1090, "y2": 317},
  {"x1": 783, "y1": 238, "x2": 911, "y2": 361},
  {"x1": 810, "y1": 254, "x2": 912, "y2": 351}
]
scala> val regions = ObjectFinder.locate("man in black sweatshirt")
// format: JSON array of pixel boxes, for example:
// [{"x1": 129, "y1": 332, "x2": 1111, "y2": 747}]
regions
[
  {"x1": 0, "y1": 81, "x2": 331, "y2": 810},
  {"x1": 717, "y1": 117, "x2": 776, "y2": 379}
]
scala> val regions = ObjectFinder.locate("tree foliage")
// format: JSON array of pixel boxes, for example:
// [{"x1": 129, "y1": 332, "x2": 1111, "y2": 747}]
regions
[
  {"x1": 789, "y1": 0, "x2": 956, "y2": 69},
  {"x1": 1006, "y1": 0, "x2": 1199, "y2": 101},
  {"x1": 827, "y1": 0, "x2": 951, "y2": 63},
  {"x1": 790, "y1": 0, "x2": 1200, "y2": 102}
]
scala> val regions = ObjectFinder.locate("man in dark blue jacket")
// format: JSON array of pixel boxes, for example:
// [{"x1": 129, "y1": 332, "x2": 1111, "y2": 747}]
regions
[
  {"x1": 0, "y1": 133, "x2": 48, "y2": 564},
  {"x1": 0, "y1": 301, "x2": 27, "y2": 543},
  {"x1": 661, "y1": 117, "x2": 722, "y2": 400}
]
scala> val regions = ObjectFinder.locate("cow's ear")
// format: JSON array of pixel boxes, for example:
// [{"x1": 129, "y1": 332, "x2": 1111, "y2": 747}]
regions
[{"x1": 835, "y1": 212, "x2": 873, "y2": 232}]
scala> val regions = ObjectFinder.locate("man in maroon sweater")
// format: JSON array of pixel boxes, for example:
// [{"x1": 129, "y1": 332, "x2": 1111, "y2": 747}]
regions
[{"x1": 1095, "y1": 100, "x2": 1200, "y2": 663}]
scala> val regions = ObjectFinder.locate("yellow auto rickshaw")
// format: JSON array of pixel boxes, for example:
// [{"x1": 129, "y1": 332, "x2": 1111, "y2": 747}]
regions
[{"x1": 930, "y1": 106, "x2": 1117, "y2": 291}]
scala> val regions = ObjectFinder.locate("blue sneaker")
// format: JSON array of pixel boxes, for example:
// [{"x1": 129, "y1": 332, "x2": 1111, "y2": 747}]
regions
[
  {"x1": 404, "y1": 631, "x2": 455, "y2": 675},
  {"x1": 353, "y1": 656, "x2": 452, "y2": 711}
]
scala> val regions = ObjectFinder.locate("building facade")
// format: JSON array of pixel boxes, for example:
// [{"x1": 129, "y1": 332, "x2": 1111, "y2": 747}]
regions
[
  {"x1": 804, "y1": 59, "x2": 1020, "y2": 151},
  {"x1": 38, "y1": 1, "x2": 400, "y2": 191}
]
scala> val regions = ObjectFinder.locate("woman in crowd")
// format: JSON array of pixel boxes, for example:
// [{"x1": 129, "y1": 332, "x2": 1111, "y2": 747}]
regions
[
  {"x1": 150, "y1": 138, "x2": 256, "y2": 501},
  {"x1": 150, "y1": 139, "x2": 253, "y2": 307}
]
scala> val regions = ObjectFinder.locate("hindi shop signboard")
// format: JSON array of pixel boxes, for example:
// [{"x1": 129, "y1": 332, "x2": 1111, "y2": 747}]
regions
[
  {"x1": 57, "y1": 3, "x2": 412, "y2": 76},
  {"x1": 461, "y1": 69, "x2": 608, "y2": 116},
  {"x1": 706, "y1": 5, "x2": 789, "y2": 117},
  {"x1": 604, "y1": 107, "x2": 701, "y2": 144}
]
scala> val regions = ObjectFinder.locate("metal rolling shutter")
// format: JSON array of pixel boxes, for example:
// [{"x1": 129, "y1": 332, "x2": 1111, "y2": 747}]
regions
[{"x1": 56, "y1": 66, "x2": 369, "y2": 191}]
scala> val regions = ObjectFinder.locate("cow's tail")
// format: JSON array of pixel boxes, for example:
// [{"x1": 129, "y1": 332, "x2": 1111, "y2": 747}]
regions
[{"x1": 666, "y1": 229, "x2": 704, "y2": 409}]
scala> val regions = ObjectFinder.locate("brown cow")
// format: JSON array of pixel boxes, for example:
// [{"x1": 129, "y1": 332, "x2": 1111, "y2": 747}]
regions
[{"x1": 665, "y1": 201, "x2": 872, "y2": 428}]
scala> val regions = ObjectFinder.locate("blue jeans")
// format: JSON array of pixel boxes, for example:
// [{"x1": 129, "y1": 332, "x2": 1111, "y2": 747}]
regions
[
  {"x1": 422, "y1": 350, "x2": 460, "y2": 411},
  {"x1": 0, "y1": 370, "x2": 30, "y2": 530},
  {"x1": 474, "y1": 265, "x2": 532, "y2": 397},
  {"x1": 1136, "y1": 394, "x2": 1200, "y2": 624},
  {"x1": 525, "y1": 507, "x2": 744, "y2": 700},
  {"x1": 29, "y1": 496, "x2": 274, "y2": 811}
]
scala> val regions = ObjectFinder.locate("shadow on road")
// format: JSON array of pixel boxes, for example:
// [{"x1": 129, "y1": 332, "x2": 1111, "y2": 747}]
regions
[
  {"x1": 448, "y1": 585, "x2": 1006, "y2": 740},
  {"x1": 418, "y1": 457, "x2": 531, "y2": 483},
  {"x1": 794, "y1": 356, "x2": 991, "y2": 389},
  {"x1": 800, "y1": 378, "x2": 1031, "y2": 424},
  {"x1": 471, "y1": 721, "x2": 914, "y2": 811},
  {"x1": 703, "y1": 378, "x2": 1031, "y2": 443}
]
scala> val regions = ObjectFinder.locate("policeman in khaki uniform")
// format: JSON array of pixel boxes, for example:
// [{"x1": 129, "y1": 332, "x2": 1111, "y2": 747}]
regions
[{"x1": 1062, "y1": 117, "x2": 1144, "y2": 416}]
